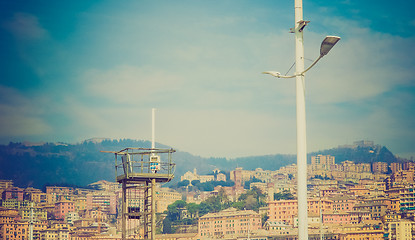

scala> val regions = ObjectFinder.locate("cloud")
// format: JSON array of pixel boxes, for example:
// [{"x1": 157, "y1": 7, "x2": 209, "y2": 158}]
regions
[
  {"x1": 81, "y1": 65, "x2": 186, "y2": 105},
  {"x1": 0, "y1": 86, "x2": 51, "y2": 139},
  {"x1": 305, "y1": 17, "x2": 415, "y2": 104},
  {"x1": 3, "y1": 12, "x2": 49, "y2": 41},
  {"x1": 156, "y1": 108, "x2": 297, "y2": 158}
]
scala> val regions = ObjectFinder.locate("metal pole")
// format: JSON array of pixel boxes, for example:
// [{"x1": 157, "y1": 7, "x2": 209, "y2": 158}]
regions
[
  {"x1": 151, "y1": 178, "x2": 156, "y2": 240},
  {"x1": 29, "y1": 202, "x2": 33, "y2": 240},
  {"x1": 294, "y1": 0, "x2": 308, "y2": 240},
  {"x1": 122, "y1": 180, "x2": 127, "y2": 240},
  {"x1": 152, "y1": 108, "x2": 156, "y2": 151}
]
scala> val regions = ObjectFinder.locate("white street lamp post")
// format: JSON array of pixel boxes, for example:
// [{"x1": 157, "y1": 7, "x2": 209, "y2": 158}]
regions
[
  {"x1": 294, "y1": 1, "x2": 307, "y2": 239},
  {"x1": 263, "y1": 1, "x2": 340, "y2": 240}
]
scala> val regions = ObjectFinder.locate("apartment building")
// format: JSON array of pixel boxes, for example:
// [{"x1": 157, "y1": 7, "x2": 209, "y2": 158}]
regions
[
  {"x1": 46, "y1": 186, "x2": 74, "y2": 202},
  {"x1": 30, "y1": 191, "x2": 54, "y2": 204},
  {"x1": 0, "y1": 221, "x2": 28, "y2": 240},
  {"x1": 277, "y1": 164, "x2": 297, "y2": 176},
  {"x1": 19, "y1": 207, "x2": 48, "y2": 221},
  {"x1": 348, "y1": 185, "x2": 370, "y2": 196},
  {"x1": 74, "y1": 196, "x2": 87, "y2": 212},
  {"x1": 391, "y1": 162, "x2": 403, "y2": 174},
  {"x1": 198, "y1": 208, "x2": 261, "y2": 239},
  {"x1": 267, "y1": 198, "x2": 333, "y2": 225},
  {"x1": 0, "y1": 180, "x2": 13, "y2": 190},
  {"x1": 398, "y1": 186, "x2": 415, "y2": 213},
  {"x1": 1, "y1": 199, "x2": 35, "y2": 212},
  {"x1": 384, "y1": 219, "x2": 415, "y2": 240},
  {"x1": 40, "y1": 228, "x2": 70, "y2": 240},
  {"x1": 348, "y1": 211, "x2": 371, "y2": 224},
  {"x1": 330, "y1": 196, "x2": 357, "y2": 212},
  {"x1": 54, "y1": 200, "x2": 75, "y2": 220},
  {"x1": 385, "y1": 186, "x2": 415, "y2": 214},
  {"x1": 311, "y1": 155, "x2": 335, "y2": 171},
  {"x1": 403, "y1": 162, "x2": 415, "y2": 171},
  {"x1": 86, "y1": 192, "x2": 116, "y2": 215},
  {"x1": 337, "y1": 223, "x2": 384, "y2": 240},
  {"x1": 391, "y1": 168, "x2": 415, "y2": 185},
  {"x1": 323, "y1": 211, "x2": 351, "y2": 225},
  {"x1": 372, "y1": 162, "x2": 388, "y2": 174},
  {"x1": 156, "y1": 187, "x2": 182, "y2": 213},
  {"x1": 353, "y1": 202, "x2": 388, "y2": 220},
  {"x1": 2, "y1": 187, "x2": 24, "y2": 201}
]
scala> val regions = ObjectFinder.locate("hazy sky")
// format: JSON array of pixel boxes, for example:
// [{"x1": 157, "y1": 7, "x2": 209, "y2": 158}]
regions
[{"x1": 1, "y1": 0, "x2": 414, "y2": 158}]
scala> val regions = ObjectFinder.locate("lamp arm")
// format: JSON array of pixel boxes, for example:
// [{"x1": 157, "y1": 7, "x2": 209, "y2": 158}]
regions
[
  {"x1": 301, "y1": 55, "x2": 323, "y2": 75},
  {"x1": 277, "y1": 74, "x2": 297, "y2": 79},
  {"x1": 263, "y1": 55, "x2": 324, "y2": 79}
]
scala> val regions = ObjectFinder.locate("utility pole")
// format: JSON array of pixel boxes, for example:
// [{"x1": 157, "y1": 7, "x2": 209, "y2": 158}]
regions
[{"x1": 294, "y1": 0, "x2": 308, "y2": 240}]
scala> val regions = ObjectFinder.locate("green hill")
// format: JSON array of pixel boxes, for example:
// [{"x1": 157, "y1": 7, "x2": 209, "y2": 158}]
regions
[{"x1": 0, "y1": 139, "x2": 401, "y2": 189}]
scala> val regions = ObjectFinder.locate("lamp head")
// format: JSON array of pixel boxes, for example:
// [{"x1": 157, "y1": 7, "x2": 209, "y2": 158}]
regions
[
  {"x1": 262, "y1": 71, "x2": 281, "y2": 78},
  {"x1": 320, "y1": 36, "x2": 341, "y2": 56}
]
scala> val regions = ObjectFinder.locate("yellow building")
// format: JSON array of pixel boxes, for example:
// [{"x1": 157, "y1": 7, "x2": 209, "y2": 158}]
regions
[
  {"x1": 156, "y1": 187, "x2": 182, "y2": 213},
  {"x1": 311, "y1": 155, "x2": 335, "y2": 171},
  {"x1": 384, "y1": 219, "x2": 415, "y2": 240},
  {"x1": 181, "y1": 169, "x2": 214, "y2": 184},
  {"x1": 0, "y1": 180, "x2": 13, "y2": 189},
  {"x1": 31, "y1": 192, "x2": 54, "y2": 204},
  {"x1": 0, "y1": 222, "x2": 29, "y2": 240},
  {"x1": 19, "y1": 207, "x2": 48, "y2": 221},
  {"x1": 198, "y1": 208, "x2": 261, "y2": 239},
  {"x1": 337, "y1": 223, "x2": 383, "y2": 240},
  {"x1": 74, "y1": 196, "x2": 87, "y2": 212},
  {"x1": 40, "y1": 228, "x2": 70, "y2": 240}
]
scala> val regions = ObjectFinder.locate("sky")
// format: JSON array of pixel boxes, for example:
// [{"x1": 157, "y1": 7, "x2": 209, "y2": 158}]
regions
[{"x1": 0, "y1": 0, "x2": 414, "y2": 159}]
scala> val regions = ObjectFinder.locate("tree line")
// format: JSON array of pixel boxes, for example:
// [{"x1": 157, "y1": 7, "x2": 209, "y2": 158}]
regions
[{"x1": 161, "y1": 187, "x2": 293, "y2": 234}]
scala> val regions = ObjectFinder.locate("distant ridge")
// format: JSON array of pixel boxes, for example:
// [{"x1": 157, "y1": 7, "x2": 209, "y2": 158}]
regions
[
  {"x1": 312, "y1": 140, "x2": 398, "y2": 165},
  {"x1": 0, "y1": 139, "x2": 403, "y2": 189},
  {"x1": 82, "y1": 138, "x2": 113, "y2": 144}
]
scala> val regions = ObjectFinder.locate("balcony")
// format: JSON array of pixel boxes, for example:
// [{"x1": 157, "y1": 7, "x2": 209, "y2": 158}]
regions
[{"x1": 104, "y1": 147, "x2": 176, "y2": 183}]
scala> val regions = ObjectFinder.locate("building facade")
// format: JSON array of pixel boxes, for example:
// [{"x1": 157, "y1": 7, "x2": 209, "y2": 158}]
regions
[{"x1": 198, "y1": 208, "x2": 261, "y2": 239}]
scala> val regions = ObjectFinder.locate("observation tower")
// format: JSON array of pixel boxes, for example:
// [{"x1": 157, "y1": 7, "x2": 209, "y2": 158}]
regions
[{"x1": 102, "y1": 109, "x2": 175, "y2": 240}]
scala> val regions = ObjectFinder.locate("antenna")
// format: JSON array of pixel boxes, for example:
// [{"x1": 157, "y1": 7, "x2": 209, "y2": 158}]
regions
[
  {"x1": 150, "y1": 108, "x2": 160, "y2": 173},
  {"x1": 152, "y1": 108, "x2": 156, "y2": 151}
]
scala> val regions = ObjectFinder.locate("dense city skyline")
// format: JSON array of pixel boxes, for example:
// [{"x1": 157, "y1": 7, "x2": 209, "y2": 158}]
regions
[{"x1": 0, "y1": 1, "x2": 414, "y2": 158}]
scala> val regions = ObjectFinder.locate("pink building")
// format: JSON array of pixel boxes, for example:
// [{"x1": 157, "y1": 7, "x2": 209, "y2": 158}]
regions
[
  {"x1": 330, "y1": 196, "x2": 357, "y2": 212},
  {"x1": 268, "y1": 198, "x2": 333, "y2": 225},
  {"x1": 349, "y1": 211, "x2": 371, "y2": 224},
  {"x1": 54, "y1": 200, "x2": 75, "y2": 220},
  {"x1": 86, "y1": 192, "x2": 116, "y2": 215},
  {"x1": 323, "y1": 211, "x2": 351, "y2": 225},
  {"x1": 2, "y1": 187, "x2": 24, "y2": 201},
  {"x1": 46, "y1": 186, "x2": 74, "y2": 202},
  {"x1": 198, "y1": 208, "x2": 261, "y2": 238}
]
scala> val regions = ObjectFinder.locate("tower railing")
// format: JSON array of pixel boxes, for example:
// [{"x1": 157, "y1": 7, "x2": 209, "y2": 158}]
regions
[{"x1": 102, "y1": 147, "x2": 176, "y2": 240}]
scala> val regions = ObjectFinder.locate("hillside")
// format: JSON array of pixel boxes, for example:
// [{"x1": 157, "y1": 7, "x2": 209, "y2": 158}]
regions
[
  {"x1": 312, "y1": 141, "x2": 398, "y2": 165},
  {"x1": 0, "y1": 139, "x2": 398, "y2": 189}
]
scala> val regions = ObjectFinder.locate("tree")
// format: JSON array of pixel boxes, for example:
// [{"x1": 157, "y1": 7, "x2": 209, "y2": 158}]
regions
[
  {"x1": 274, "y1": 190, "x2": 295, "y2": 200},
  {"x1": 261, "y1": 214, "x2": 269, "y2": 226},
  {"x1": 186, "y1": 203, "x2": 199, "y2": 218},
  {"x1": 244, "y1": 177, "x2": 263, "y2": 189},
  {"x1": 162, "y1": 217, "x2": 173, "y2": 234},
  {"x1": 217, "y1": 188, "x2": 229, "y2": 205},
  {"x1": 231, "y1": 201, "x2": 245, "y2": 210},
  {"x1": 199, "y1": 202, "x2": 212, "y2": 216},
  {"x1": 245, "y1": 195, "x2": 257, "y2": 210},
  {"x1": 191, "y1": 180, "x2": 200, "y2": 186},
  {"x1": 177, "y1": 180, "x2": 190, "y2": 188},
  {"x1": 167, "y1": 200, "x2": 187, "y2": 221}
]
